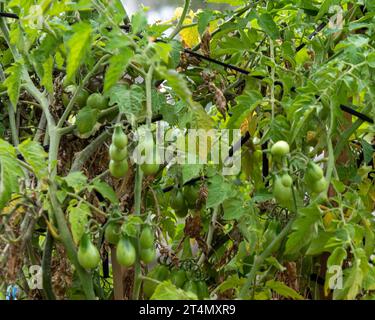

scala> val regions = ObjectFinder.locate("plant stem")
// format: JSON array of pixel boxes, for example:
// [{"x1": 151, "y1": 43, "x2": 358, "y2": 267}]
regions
[
  {"x1": 198, "y1": 206, "x2": 218, "y2": 265},
  {"x1": 145, "y1": 65, "x2": 154, "y2": 127},
  {"x1": 168, "y1": 0, "x2": 191, "y2": 40},
  {"x1": 41, "y1": 230, "x2": 56, "y2": 300},
  {"x1": 48, "y1": 182, "x2": 96, "y2": 299},
  {"x1": 132, "y1": 166, "x2": 144, "y2": 300},
  {"x1": 239, "y1": 218, "x2": 294, "y2": 299},
  {"x1": 57, "y1": 54, "x2": 109, "y2": 129}
]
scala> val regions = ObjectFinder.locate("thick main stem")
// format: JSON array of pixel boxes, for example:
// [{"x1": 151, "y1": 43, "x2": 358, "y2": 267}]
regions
[{"x1": 132, "y1": 166, "x2": 144, "y2": 300}]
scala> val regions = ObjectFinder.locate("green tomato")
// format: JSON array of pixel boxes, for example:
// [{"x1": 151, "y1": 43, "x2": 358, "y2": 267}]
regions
[
  {"x1": 112, "y1": 125, "x2": 128, "y2": 149},
  {"x1": 116, "y1": 237, "x2": 136, "y2": 267},
  {"x1": 109, "y1": 144, "x2": 128, "y2": 161},
  {"x1": 281, "y1": 174, "x2": 293, "y2": 188},
  {"x1": 310, "y1": 177, "x2": 328, "y2": 194},
  {"x1": 273, "y1": 176, "x2": 293, "y2": 208},
  {"x1": 76, "y1": 106, "x2": 98, "y2": 134},
  {"x1": 141, "y1": 162, "x2": 160, "y2": 176},
  {"x1": 87, "y1": 93, "x2": 108, "y2": 110},
  {"x1": 183, "y1": 184, "x2": 199, "y2": 209},
  {"x1": 171, "y1": 269, "x2": 187, "y2": 288},
  {"x1": 171, "y1": 189, "x2": 188, "y2": 217},
  {"x1": 271, "y1": 140, "x2": 290, "y2": 157},
  {"x1": 104, "y1": 222, "x2": 121, "y2": 245},
  {"x1": 196, "y1": 280, "x2": 209, "y2": 299},
  {"x1": 140, "y1": 247, "x2": 156, "y2": 264},
  {"x1": 75, "y1": 89, "x2": 90, "y2": 108},
  {"x1": 140, "y1": 226, "x2": 154, "y2": 249},
  {"x1": 109, "y1": 160, "x2": 128, "y2": 179},
  {"x1": 77, "y1": 233, "x2": 100, "y2": 270},
  {"x1": 306, "y1": 162, "x2": 324, "y2": 181},
  {"x1": 183, "y1": 280, "x2": 199, "y2": 297}
]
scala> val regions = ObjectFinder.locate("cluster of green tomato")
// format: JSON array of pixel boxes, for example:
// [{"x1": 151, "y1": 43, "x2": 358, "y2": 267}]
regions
[
  {"x1": 63, "y1": 87, "x2": 110, "y2": 135},
  {"x1": 169, "y1": 184, "x2": 200, "y2": 218},
  {"x1": 109, "y1": 125, "x2": 129, "y2": 178},
  {"x1": 105, "y1": 222, "x2": 157, "y2": 267},
  {"x1": 143, "y1": 264, "x2": 209, "y2": 299},
  {"x1": 271, "y1": 140, "x2": 328, "y2": 209}
]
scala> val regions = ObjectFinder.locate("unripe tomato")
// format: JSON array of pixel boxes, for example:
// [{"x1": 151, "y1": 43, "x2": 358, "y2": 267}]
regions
[
  {"x1": 87, "y1": 93, "x2": 108, "y2": 110},
  {"x1": 140, "y1": 142, "x2": 161, "y2": 176},
  {"x1": 140, "y1": 247, "x2": 156, "y2": 264},
  {"x1": 196, "y1": 280, "x2": 209, "y2": 299},
  {"x1": 183, "y1": 280, "x2": 199, "y2": 297},
  {"x1": 310, "y1": 177, "x2": 328, "y2": 194},
  {"x1": 271, "y1": 140, "x2": 290, "y2": 157},
  {"x1": 281, "y1": 174, "x2": 293, "y2": 187},
  {"x1": 109, "y1": 160, "x2": 128, "y2": 179},
  {"x1": 112, "y1": 125, "x2": 128, "y2": 149},
  {"x1": 75, "y1": 89, "x2": 89, "y2": 108},
  {"x1": 171, "y1": 189, "x2": 188, "y2": 217},
  {"x1": 183, "y1": 184, "x2": 199, "y2": 209},
  {"x1": 104, "y1": 222, "x2": 121, "y2": 245},
  {"x1": 109, "y1": 144, "x2": 128, "y2": 161},
  {"x1": 143, "y1": 265, "x2": 170, "y2": 299},
  {"x1": 77, "y1": 233, "x2": 100, "y2": 270},
  {"x1": 306, "y1": 162, "x2": 324, "y2": 181},
  {"x1": 273, "y1": 176, "x2": 293, "y2": 208},
  {"x1": 140, "y1": 226, "x2": 154, "y2": 249},
  {"x1": 140, "y1": 161, "x2": 160, "y2": 176},
  {"x1": 116, "y1": 237, "x2": 136, "y2": 267},
  {"x1": 171, "y1": 269, "x2": 186, "y2": 288}
]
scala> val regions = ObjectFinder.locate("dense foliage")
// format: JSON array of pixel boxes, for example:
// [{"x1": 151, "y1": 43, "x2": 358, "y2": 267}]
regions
[{"x1": 0, "y1": 0, "x2": 374, "y2": 300}]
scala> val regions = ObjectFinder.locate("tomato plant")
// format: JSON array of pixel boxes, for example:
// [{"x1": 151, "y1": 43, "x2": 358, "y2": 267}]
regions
[{"x1": 0, "y1": 0, "x2": 374, "y2": 302}]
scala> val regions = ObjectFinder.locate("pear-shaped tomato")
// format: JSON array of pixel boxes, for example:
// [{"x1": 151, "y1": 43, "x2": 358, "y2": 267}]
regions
[
  {"x1": 196, "y1": 280, "x2": 209, "y2": 299},
  {"x1": 87, "y1": 93, "x2": 108, "y2": 110},
  {"x1": 104, "y1": 222, "x2": 121, "y2": 245},
  {"x1": 171, "y1": 269, "x2": 186, "y2": 288},
  {"x1": 77, "y1": 233, "x2": 100, "y2": 270},
  {"x1": 183, "y1": 184, "x2": 199, "y2": 209},
  {"x1": 183, "y1": 280, "x2": 199, "y2": 297},
  {"x1": 273, "y1": 176, "x2": 293, "y2": 208},
  {"x1": 311, "y1": 177, "x2": 328, "y2": 193},
  {"x1": 109, "y1": 160, "x2": 128, "y2": 179},
  {"x1": 140, "y1": 247, "x2": 156, "y2": 264},
  {"x1": 271, "y1": 140, "x2": 290, "y2": 157},
  {"x1": 112, "y1": 125, "x2": 128, "y2": 149},
  {"x1": 109, "y1": 144, "x2": 128, "y2": 161},
  {"x1": 171, "y1": 189, "x2": 188, "y2": 218},
  {"x1": 305, "y1": 162, "x2": 324, "y2": 182},
  {"x1": 116, "y1": 237, "x2": 136, "y2": 267},
  {"x1": 140, "y1": 226, "x2": 154, "y2": 249}
]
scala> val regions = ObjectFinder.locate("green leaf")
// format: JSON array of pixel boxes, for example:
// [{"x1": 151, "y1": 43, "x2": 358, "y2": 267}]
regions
[
  {"x1": 104, "y1": 47, "x2": 134, "y2": 93},
  {"x1": 63, "y1": 171, "x2": 88, "y2": 193},
  {"x1": 66, "y1": 22, "x2": 92, "y2": 83},
  {"x1": 206, "y1": 175, "x2": 236, "y2": 208},
  {"x1": 4, "y1": 61, "x2": 23, "y2": 109},
  {"x1": 92, "y1": 180, "x2": 118, "y2": 205},
  {"x1": 157, "y1": 67, "x2": 192, "y2": 102},
  {"x1": 121, "y1": 216, "x2": 143, "y2": 238},
  {"x1": 108, "y1": 84, "x2": 144, "y2": 122},
  {"x1": 18, "y1": 139, "x2": 48, "y2": 180},
  {"x1": 151, "y1": 281, "x2": 198, "y2": 300},
  {"x1": 181, "y1": 164, "x2": 202, "y2": 184},
  {"x1": 266, "y1": 280, "x2": 304, "y2": 300},
  {"x1": 41, "y1": 56, "x2": 54, "y2": 93},
  {"x1": 316, "y1": 0, "x2": 336, "y2": 21},
  {"x1": 222, "y1": 197, "x2": 247, "y2": 220},
  {"x1": 0, "y1": 139, "x2": 24, "y2": 210},
  {"x1": 206, "y1": 0, "x2": 246, "y2": 5},
  {"x1": 227, "y1": 90, "x2": 262, "y2": 129},
  {"x1": 68, "y1": 201, "x2": 91, "y2": 244},
  {"x1": 285, "y1": 204, "x2": 322, "y2": 255},
  {"x1": 153, "y1": 42, "x2": 172, "y2": 64},
  {"x1": 131, "y1": 11, "x2": 148, "y2": 34},
  {"x1": 257, "y1": 14, "x2": 280, "y2": 40},
  {"x1": 197, "y1": 11, "x2": 214, "y2": 35}
]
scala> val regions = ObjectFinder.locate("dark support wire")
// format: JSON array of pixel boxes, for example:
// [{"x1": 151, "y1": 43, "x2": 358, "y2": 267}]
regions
[{"x1": 0, "y1": 12, "x2": 19, "y2": 19}]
